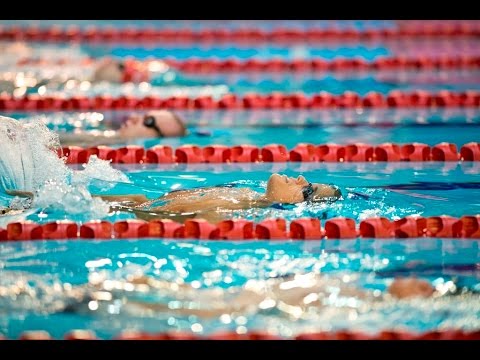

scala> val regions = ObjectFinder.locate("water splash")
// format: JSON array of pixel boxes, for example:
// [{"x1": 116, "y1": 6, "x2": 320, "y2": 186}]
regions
[{"x1": 0, "y1": 116, "x2": 129, "y2": 222}]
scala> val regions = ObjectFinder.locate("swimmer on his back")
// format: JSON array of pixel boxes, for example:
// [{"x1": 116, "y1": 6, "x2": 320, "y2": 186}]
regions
[
  {"x1": 99, "y1": 173, "x2": 342, "y2": 223},
  {"x1": 58, "y1": 110, "x2": 187, "y2": 147},
  {"x1": 0, "y1": 271, "x2": 442, "y2": 319}
]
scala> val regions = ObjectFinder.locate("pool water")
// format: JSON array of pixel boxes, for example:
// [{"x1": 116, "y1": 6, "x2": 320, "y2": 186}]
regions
[{"x1": 1, "y1": 238, "x2": 479, "y2": 339}]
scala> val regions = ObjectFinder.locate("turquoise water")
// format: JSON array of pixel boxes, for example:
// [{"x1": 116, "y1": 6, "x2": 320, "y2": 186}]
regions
[
  {"x1": 170, "y1": 71, "x2": 480, "y2": 95},
  {"x1": 108, "y1": 45, "x2": 391, "y2": 61},
  {"x1": 124, "y1": 124, "x2": 480, "y2": 149},
  {"x1": 1, "y1": 238, "x2": 479, "y2": 339}
]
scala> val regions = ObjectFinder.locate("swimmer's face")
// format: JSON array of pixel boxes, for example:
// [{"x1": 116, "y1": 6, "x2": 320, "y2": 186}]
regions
[
  {"x1": 118, "y1": 111, "x2": 187, "y2": 139},
  {"x1": 388, "y1": 277, "x2": 435, "y2": 299},
  {"x1": 92, "y1": 59, "x2": 124, "y2": 83},
  {"x1": 265, "y1": 173, "x2": 340, "y2": 203}
]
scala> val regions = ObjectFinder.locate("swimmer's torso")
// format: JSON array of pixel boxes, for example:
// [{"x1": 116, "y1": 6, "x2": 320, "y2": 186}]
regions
[{"x1": 139, "y1": 186, "x2": 270, "y2": 213}]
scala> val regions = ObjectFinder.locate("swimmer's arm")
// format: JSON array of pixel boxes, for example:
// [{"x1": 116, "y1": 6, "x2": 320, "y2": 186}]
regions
[
  {"x1": 59, "y1": 133, "x2": 123, "y2": 148},
  {"x1": 95, "y1": 194, "x2": 149, "y2": 205},
  {"x1": 6, "y1": 190, "x2": 34, "y2": 198},
  {"x1": 114, "y1": 206, "x2": 197, "y2": 223}
]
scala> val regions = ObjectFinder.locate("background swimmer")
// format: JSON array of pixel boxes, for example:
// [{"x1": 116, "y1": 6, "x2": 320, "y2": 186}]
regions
[
  {"x1": 0, "y1": 270, "x2": 440, "y2": 319},
  {"x1": 58, "y1": 110, "x2": 187, "y2": 147}
]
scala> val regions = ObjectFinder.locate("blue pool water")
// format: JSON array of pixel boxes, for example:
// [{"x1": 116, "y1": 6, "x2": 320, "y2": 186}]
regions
[
  {"x1": 107, "y1": 45, "x2": 391, "y2": 61},
  {"x1": 1, "y1": 238, "x2": 479, "y2": 339},
  {"x1": 168, "y1": 71, "x2": 480, "y2": 95}
]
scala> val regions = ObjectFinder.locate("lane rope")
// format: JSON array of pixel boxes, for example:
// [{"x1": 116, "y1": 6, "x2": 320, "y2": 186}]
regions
[
  {"x1": 53, "y1": 142, "x2": 480, "y2": 164},
  {"x1": 2, "y1": 91, "x2": 480, "y2": 111},
  {"x1": 1, "y1": 215, "x2": 480, "y2": 241}
]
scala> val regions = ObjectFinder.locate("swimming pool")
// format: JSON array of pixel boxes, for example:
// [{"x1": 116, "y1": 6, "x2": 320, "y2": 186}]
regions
[{"x1": 1, "y1": 20, "x2": 479, "y2": 340}]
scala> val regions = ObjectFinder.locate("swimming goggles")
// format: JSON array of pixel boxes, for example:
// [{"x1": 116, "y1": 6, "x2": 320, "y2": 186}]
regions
[
  {"x1": 143, "y1": 115, "x2": 163, "y2": 137},
  {"x1": 302, "y1": 182, "x2": 315, "y2": 201}
]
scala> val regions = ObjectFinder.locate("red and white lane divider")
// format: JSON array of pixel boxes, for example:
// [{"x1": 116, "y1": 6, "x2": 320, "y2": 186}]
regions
[
  {"x1": 2, "y1": 91, "x2": 479, "y2": 111},
  {"x1": 1, "y1": 215, "x2": 480, "y2": 241},
  {"x1": 6, "y1": 328, "x2": 480, "y2": 340},
  {"x1": 1, "y1": 24, "x2": 480, "y2": 43},
  {"x1": 55, "y1": 142, "x2": 480, "y2": 164}
]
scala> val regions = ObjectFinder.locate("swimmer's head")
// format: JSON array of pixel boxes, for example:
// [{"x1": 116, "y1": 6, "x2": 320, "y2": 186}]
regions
[
  {"x1": 92, "y1": 58, "x2": 125, "y2": 83},
  {"x1": 265, "y1": 173, "x2": 341, "y2": 204},
  {"x1": 388, "y1": 277, "x2": 435, "y2": 299},
  {"x1": 118, "y1": 110, "x2": 187, "y2": 139}
]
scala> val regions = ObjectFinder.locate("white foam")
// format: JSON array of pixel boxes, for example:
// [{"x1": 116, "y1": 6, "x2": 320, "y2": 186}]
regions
[{"x1": 0, "y1": 116, "x2": 129, "y2": 221}]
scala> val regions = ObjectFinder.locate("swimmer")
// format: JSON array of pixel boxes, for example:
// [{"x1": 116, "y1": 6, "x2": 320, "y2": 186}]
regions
[
  {"x1": 0, "y1": 43, "x2": 227, "y2": 94},
  {"x1": 58, "y1": 110, "x2": 187, "y2": 147},
  {"x1": 99, "y1": 173, "x2": 342, "y2": 223},
  {"x1": 2, "y1": 173, "x2": 342, "y2": 223},
  {"x1": 0, "y1": 271, "x2": 441, "y2": 319},
  {"x1": 0, "y1": 116, "x2": 339, "y2": 222}
]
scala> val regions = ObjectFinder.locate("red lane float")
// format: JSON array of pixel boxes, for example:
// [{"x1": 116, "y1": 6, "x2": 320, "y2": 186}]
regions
[
  {"x1": 290, "y1": 218, "x2": 323, "y2": 240},
  {"x1": 359, "y1": 217, "x2": 394, "y2": 238},
  {"x1": 145, "y1": 145, "x2": 175, "y2": 163},
  {"x1": 41, "y1": 221, "x2": 78, "y2": 239},
  {"x1": 175, "y1": 145, "x2": 204, "y2": 163},
  {"x1": 422, "y1": 216, "x2": 459, "y2": 237},
  {"x1": 460, "y1": 142, "x2": 480, "y2": 161},
  {"x1": 211, "y1": 219, "x2": 255, "y2": 240},
  {"x1": 289, "y1": 143, "x2": 320, "y2": 162},
  {"x1": 115, "y1": 146, "x2": 145, "y2": 164},
  {"x1": 183, "y1": 219, "x2": 218, "y2": 239},
  {"x1": 453, "y1": 215, "x2": 480, "y2": 238},
  {"x1": 318, "y1": 144, "x2": 344, "y2": 162},
  {"x1": 64, "y1": 330, "x2": 98, "y2": 340},
  {"x1": 21, "y1": 55, "x2": 480, "y2": 74},
  {"x1": 394, "y1": 216, "x2": 425, "y2": 238},
  {"x1": 54, "y1": 142, "x2": 480, "y2": 164},
  {"x1": 324, "y1": 218, "x2": 358, "y2": 239},
  {"x1": 79, "y1": 221, "x2": 113, "y2": 239},
  {"x1": 4, "y1": 25, "x2": 480, "y2": 44},
  {"x1": 2, "y1": 215, "x2": 480, "y2": 242},
  {"x1": 230, "y1": 145, "x2": 260, "y2": 162},
  {"x1": 113, "y1": 220, "x2": 149, "y2": 238},
  {"x1": 19, "y1": 331, "x2": 53, "y2": 340},
  {"x1": 255, "y1": 219, "x2": 288, "y2": 240},
  {"x1": 203, "y1": 145, "x2": 231, "y2": 163},
  {"x1": 6, "y1": 222, "x2": 43, "y2": 241},
  {"x1": 374, "y1": 143, "x2": 402, "y2": 161},
  {"x1": 13, "y1": 329, "x2": 480, "y2": 340},
  {"x1": 400, "y1": 143, "x2": 431, "y2": 161},
  {"x1": 261, "y1": 144, "x2": 289, "y2": 162},
  {"x1": 431, "y1": 143, "x2": 459, "y2": 161},
  {"x1": 55, "y1": 142, "x2": 475, "y2": 164},
  {"x1": 340, "y1": 143, "x2": 374, "y2": 162},
  {"x1": 147, "y1": 219, "x2": 184, "y2": 238},
  {"x1": 3, "y1": 91, "x2": 480, "y2": 112}
]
